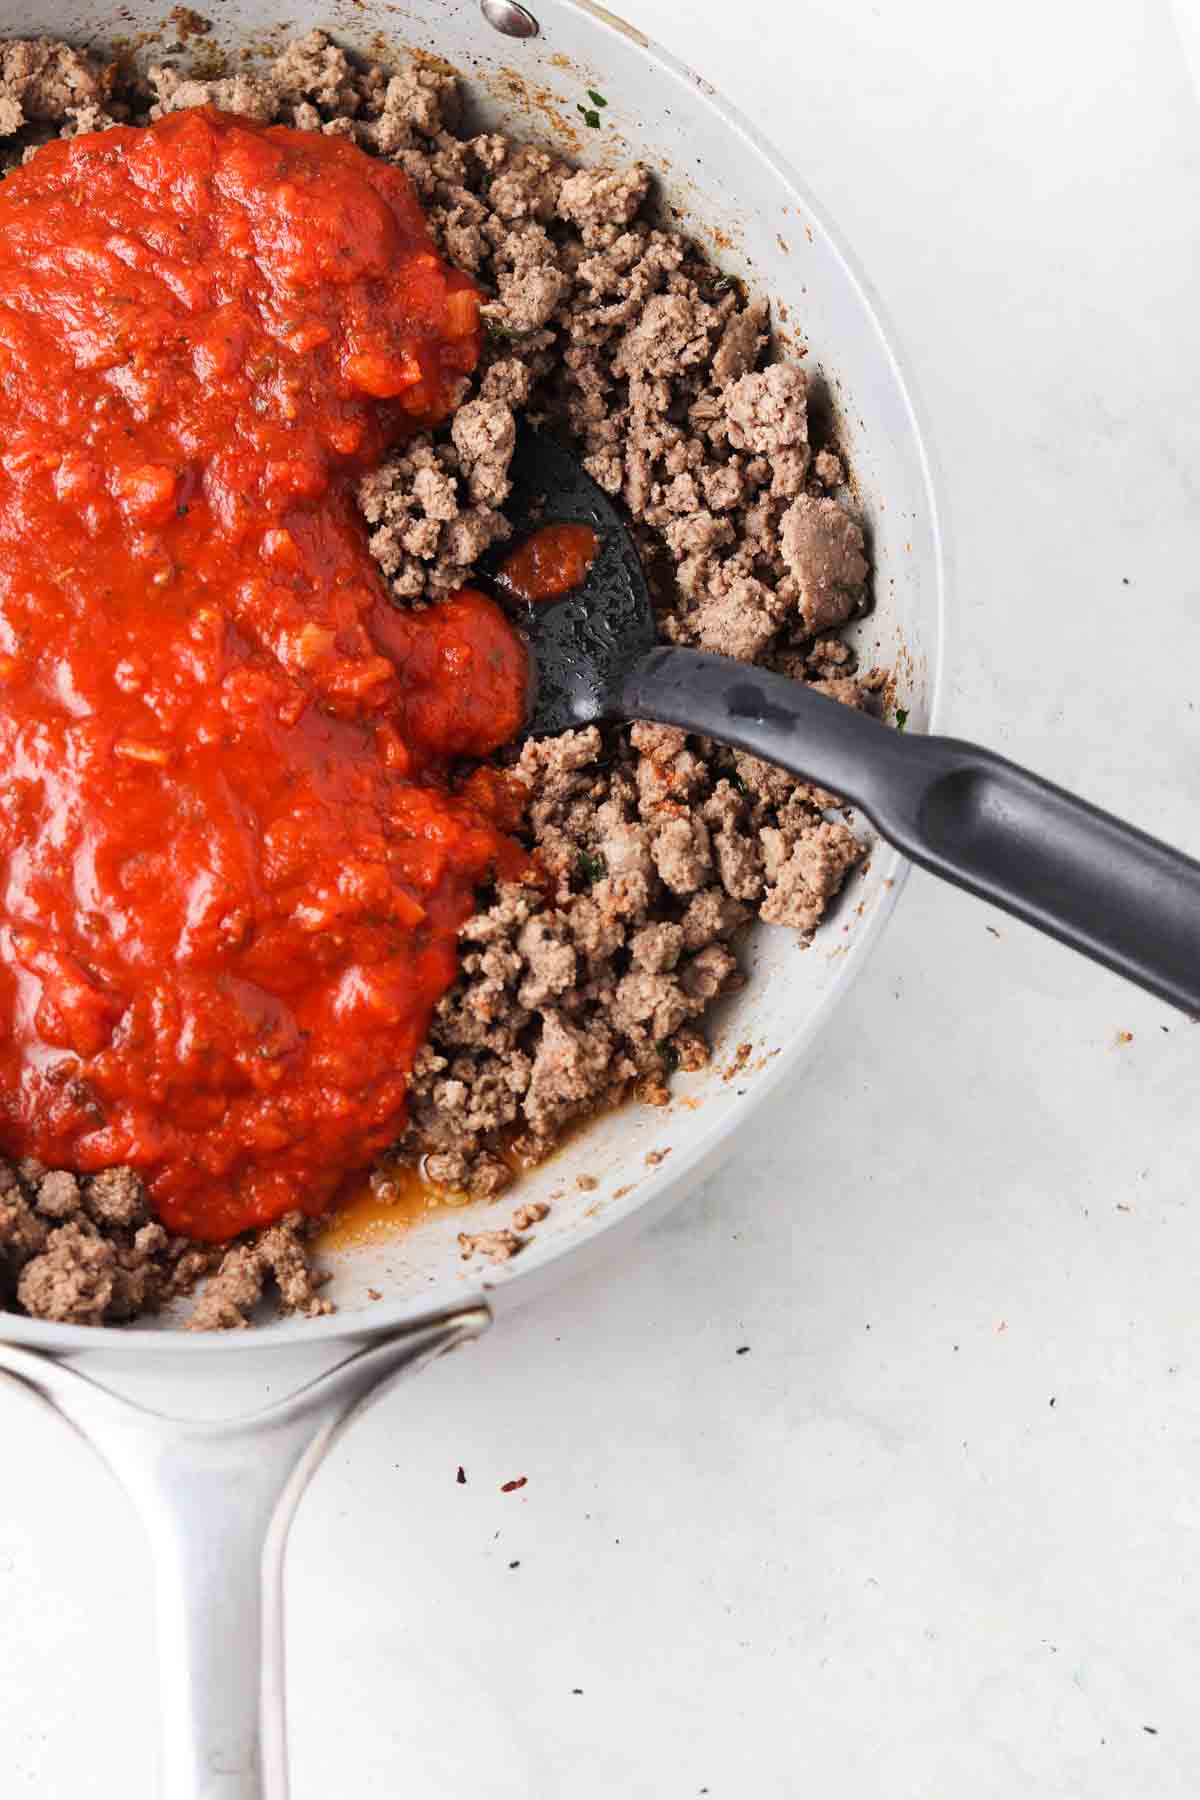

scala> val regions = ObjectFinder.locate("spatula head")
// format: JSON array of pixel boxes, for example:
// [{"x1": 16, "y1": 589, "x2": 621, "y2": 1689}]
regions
[{"x1": 488, "y1": 426, "x2": 659, "y2": 737}]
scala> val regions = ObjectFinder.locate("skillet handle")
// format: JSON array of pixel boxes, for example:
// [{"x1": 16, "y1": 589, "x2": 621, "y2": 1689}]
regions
[{"x1": 0, "y1": 1306, "x2": 490, "y2": 1800}]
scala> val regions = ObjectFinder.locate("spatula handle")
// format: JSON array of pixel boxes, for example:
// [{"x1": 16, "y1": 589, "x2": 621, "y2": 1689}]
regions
[{"x1": 620, "y1": 646, "x2": 1200, "y2": 1014}]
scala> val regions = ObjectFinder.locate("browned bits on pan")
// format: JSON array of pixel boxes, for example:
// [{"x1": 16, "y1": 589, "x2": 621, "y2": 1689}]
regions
[{"x1": 458, "y1": 1228, "x2": 522, "y2": 1263}]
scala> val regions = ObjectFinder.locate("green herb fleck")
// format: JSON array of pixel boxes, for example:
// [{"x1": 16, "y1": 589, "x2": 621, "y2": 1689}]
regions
[
  {"x1": 577, "y1": 848, "x2": 607, "y2": 885},
  {"x1": 728, "y1": 770, "x2": 748, "y2": 793},
  {"x1": 587, "y1": 89, "x2": 608, "y2": 108},
  {"x1": 657, "y1": 1039, "x2": 680, "y2": 1074},
  {"x1": 577, "y1": 104, "x2": 602, "y2": 129},
  {"x1": 484, "y1": 319, "x2": 539, "y2": 346},
  {"x1": 710, "y1": 273, "x2": 735, "y2": 295},
  {"x1": 895, "y1": 707, "x2": 909, "y2": 732}
]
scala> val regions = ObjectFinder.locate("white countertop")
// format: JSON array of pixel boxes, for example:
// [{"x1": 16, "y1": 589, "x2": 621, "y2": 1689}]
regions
[{"x1": 3, "y1": 1, "x2": 1200, "y2": 1793}]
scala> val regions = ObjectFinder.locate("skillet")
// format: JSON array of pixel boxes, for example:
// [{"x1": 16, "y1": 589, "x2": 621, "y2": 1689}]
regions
[{"x1": 0, "y1": 2, "x2": 945, "y2": 1791}]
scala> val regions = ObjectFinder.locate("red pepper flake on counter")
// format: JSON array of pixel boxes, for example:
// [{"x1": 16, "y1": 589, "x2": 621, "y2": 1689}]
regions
[
  {"x1": 0, "y1": 110, "x2": 530, "y2": 1241},
  {"x1": 500, "y1": 1476, "x2": 528, "y2": 1493}
]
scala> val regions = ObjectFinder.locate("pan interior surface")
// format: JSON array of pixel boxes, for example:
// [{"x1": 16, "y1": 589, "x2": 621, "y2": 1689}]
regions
[{"x1": 0, "y1": 0, "x2": 943, "y2": 1353}]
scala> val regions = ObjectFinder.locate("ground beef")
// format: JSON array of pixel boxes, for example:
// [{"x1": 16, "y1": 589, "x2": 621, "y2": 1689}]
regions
[
  {"x1": 724, "y1": 364, "x2": 810, "y2": 459},
  {"x1": 0, "y1": 31, "x2": 879, "y2": 1328},
  {"x1": 0, "y1": 1155, "x2": 223, "y2": 1325},
  {"x1": 0, "y1": 37, "x2": 111, "y2": 139},
  {"x1": 781, "y1": 493, "x2": 869, "y2": 631},
  {"x1": 458, "y1": 1227, "x2": 523, "y2": 1264},
  {"x1": 185, "y1": 1220, "x2": 333, "y2": 1332}
]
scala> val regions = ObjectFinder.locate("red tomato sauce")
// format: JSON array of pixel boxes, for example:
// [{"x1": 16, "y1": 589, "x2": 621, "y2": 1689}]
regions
[
  {"x1": 0, "y1": 110, "x2": 530, "y2": 1240},
  {"x1": 498, "y1": 523, "x2": 599, "y2": 602}
]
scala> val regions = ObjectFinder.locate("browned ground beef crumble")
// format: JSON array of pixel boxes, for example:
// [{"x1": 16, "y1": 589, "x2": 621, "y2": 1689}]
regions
[{"x1": 0, "y1": 32, "x2": 878, "y2": 1330}]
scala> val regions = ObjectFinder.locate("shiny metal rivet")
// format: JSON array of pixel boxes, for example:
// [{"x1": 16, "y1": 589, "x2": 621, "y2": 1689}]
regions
[{"x1": 480, "y1": 0, "x2": 540, "y2": 38}]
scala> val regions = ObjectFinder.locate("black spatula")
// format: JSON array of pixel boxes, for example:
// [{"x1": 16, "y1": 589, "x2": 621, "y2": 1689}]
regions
[{"x1": 494, "y1": 425, "x2": 1200, "y2": 1015}]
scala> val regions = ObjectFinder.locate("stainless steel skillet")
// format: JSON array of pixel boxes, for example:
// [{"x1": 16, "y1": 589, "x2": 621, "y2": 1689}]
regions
[{"x1": 0, "y1": 0, "x2": 945, "y2": 1792}]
